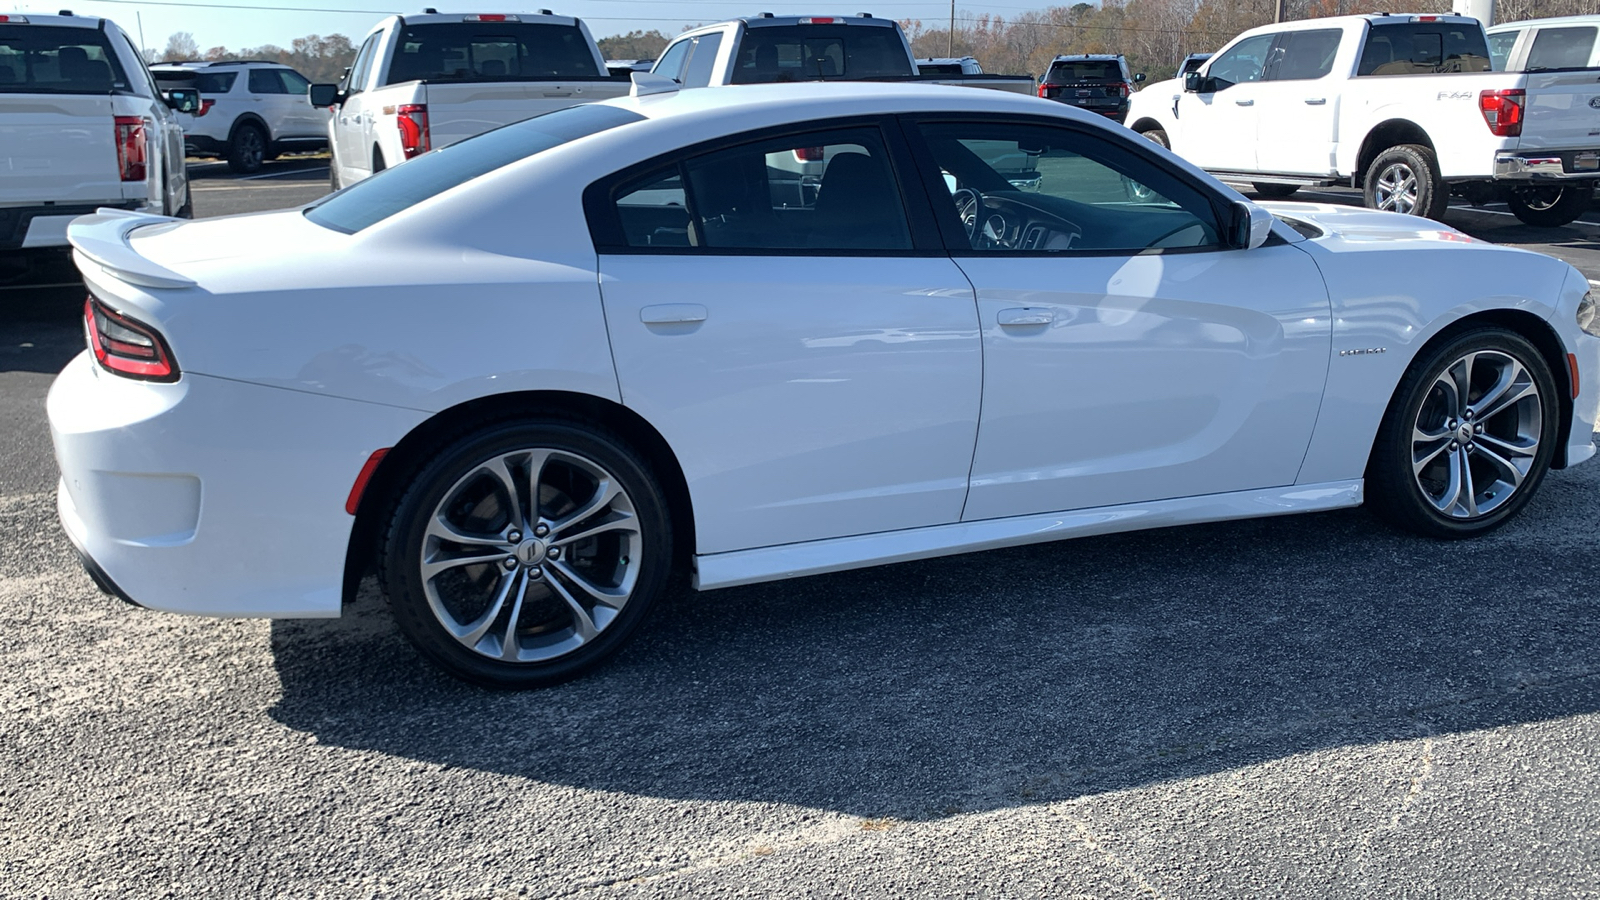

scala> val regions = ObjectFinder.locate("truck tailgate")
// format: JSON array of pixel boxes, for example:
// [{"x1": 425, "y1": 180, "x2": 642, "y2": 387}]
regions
[
  {"x1": 0, "y1": 94, "x2": 121, "y2": 205},
  {"x1": 419, "y1": 80, "x2": 630, "y2": 149},
  {"x1": 1518, "y1": 70, "x2": 1600, "y2": 152}
]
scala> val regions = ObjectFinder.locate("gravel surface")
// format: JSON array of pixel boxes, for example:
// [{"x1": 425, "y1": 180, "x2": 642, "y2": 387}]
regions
[{"x1": 1, "y1": 163, "x2": 1597, "y2": 898}]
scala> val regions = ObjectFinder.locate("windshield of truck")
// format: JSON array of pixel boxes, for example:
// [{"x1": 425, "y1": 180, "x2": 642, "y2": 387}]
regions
[
  {"x1": 0, "y1": 25, "x2": 132, "y2": 93},
  {"x1": 306, "y1": 103, "x2": 643, "y2": 233},
  {"x1": 384, "y1": 22, "x2": 603, "y2": 83},
  {"x1": 729, "y1": 25, "x2": 911, "y2": 83},
  {"x1": 1358, "y1": 22, "x2": 1491, "y2": 75},
  {"x1": 1044, "y1": 60, "x2": 1123, "y2": 83}
]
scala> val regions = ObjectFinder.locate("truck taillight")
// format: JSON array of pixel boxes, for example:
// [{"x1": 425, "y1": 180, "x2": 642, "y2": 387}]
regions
[
  {"x1": 793, "y1": 146, "x2": 824, "y2": 162},
  {"x1": 1479, "y1": 89, "x2": 1525, "y2": 137},
  {"x1": 396, "y1": 104, "x2": 430, "y2": 159},
  {"x1": 114, "y1": 116, "x2": 147, "y2": 182},
  {"x1": 798, "y1": 17, "x2": 836, "y2": 24},
  {"x1": 84, "y1": 296, "x2": 179, "y2": 382}
]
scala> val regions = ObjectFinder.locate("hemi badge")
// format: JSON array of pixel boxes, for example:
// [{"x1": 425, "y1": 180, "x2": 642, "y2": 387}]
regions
[{"x1": 1340, "y1": 348, "x2": 1387, "y2": 357}]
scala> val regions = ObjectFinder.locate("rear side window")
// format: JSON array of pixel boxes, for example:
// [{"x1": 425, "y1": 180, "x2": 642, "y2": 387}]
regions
[
  {"x1": 1525, "y1": 26, "x2": 1596, "y2": 70},
  {"x1": 1044, "y1": 60, "x2": 1123, "y2": 83},
  {"x1": 1358, "y1": 23, "x2": 1491, "y2": 75},
  {"x1": 194, "y1": 71, "x2": 237, "y2": 93},
  {"x1": 306, "y1": 103, "x2": 643, "y2": 233},
  {"x1": 385, "y1": 22, "x2": 602, "y2": 83},
  {"x1": 729, "y1": 26, "x2": 910, "y2": 82},
  {"x1": 0, "y1": 25, "x2": 131, "y2": 93},
  {"x1": 1266, "y1": 29, "x2": 1342, "y2": 80},
  {"x1": 248, "y1": 68, "x2": 287, "y2": 93},
  {"x1": 1487, "y1": 30, "x2": 1518, "y2": 70}
]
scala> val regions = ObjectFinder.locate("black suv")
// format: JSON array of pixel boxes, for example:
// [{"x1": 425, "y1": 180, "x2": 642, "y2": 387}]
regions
[{"x1": 1038, "y1": 54, "x2": 1144, "y2": 123}]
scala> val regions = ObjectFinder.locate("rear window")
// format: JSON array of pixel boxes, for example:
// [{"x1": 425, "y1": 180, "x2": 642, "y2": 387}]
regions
[
  {"x1": 385, "y1": 22, "x2": 603, "y2": 84},
  {"x1": 0, "y1": 24, "x2": 132, "y2": 93},
  {"x1": 194, "y1": 71, "x2": 237, "y2": 93},
  {"x1": 1358, "y1": 22, "x2": 1491, "y2": 75},
  {"x1": 1525, "y1": 26, "x2": 1597, "y2": 70},
  {"x1": 729, "y1": 25, "x2": 911, "y2": 83},
  {"x1": 305, "y1": 103, "x2": 643, "y2": 233},
  {"x1": 1044, "y1": 60, "x2": 1123, "y2": 83},
  {"x1": 919, "y1": 63, "x2": 964, "y2": 75}
]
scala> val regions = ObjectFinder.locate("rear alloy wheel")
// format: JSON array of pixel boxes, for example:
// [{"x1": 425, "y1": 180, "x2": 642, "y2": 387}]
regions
[
  {"x1": 1366, "y1": 329, "x2": 1557, "y2": 538},
  {"x1": 1364, "y1": 144, "x2": 1449, "y2": 220},
  {"x1": 1140, "y1": 127, "x2": 1170, "y2": 150},
  {"x1": 227, "y1": 123, "x2": 266, "y2": 174},
  {"x1": 1252, "y1": 183, "x2": 1300, "y2": 199},
  {"x1": 1507, "y1": 185, "x2": 1589, "y2": 228},
  {"x1": 381, "y1": 421, "x2": 672, "y2": 688}
]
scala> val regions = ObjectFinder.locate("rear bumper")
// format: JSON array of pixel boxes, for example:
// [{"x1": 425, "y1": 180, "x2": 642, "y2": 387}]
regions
[
  {"x1": 1493, "y1": 151, "x2": 1600, "y2": 182},
  {"x1": 1048, "y1": 98, "x2": 1129, "y2": 122},
  {"x1": 1, "y1": 201, "x2": 142, "y2": 250}
]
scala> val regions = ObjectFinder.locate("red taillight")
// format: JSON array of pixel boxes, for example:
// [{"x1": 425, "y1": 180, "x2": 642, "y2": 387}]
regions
[
  {"x1": 396, "y1": 103, "x2": 430, "y2": 159},
  {"x1": 463, "y1": 13, "x2": 516, "y2": 21},
  {"x1": 345, "y1": 448, "x2": 391, "y2": 515},
  {"x1": 1037, "y1": 82, "x2": 1049, "y2": 97},
  {"x1": 114, "y1": 116, "x2": 147, "y2": 182},
  {"x1": 1479, "y1": 89, "x2": 1525, "y2": 137},
  {"x1": 0, "y1": 14, "x2": 29, "y2": 22},
  {"x1": 1113, "y1": 82, "x2": 1130, "y2": 97},
  {"x1": 798, "y1": 16, "x2": 836, "y2": 24},
  {"x1": 793, "y1": 146, "x2": 824, "y2": 162},
  {"x1": 196, "y1": 98, "x2": 214, "y2": 117},
  {"x1": 83, "y1": 296, "x2": 179, "y2": 382}
]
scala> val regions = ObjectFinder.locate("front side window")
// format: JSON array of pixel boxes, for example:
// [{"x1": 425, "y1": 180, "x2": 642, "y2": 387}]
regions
[
  {"x1": 1266, "y1": 29, "x2": 1342, "y2": 81},
  {"x1": 1207, "y1": 33, "x2": 1277, "y2": 90},
  {"x1": 346, "y1": 34, "x2": 380, "y2": 94},
  {"x1": 385, "y1": 22, "x2": 602, "y2": 83},
  {"x1": 916, "y1": 121, "x2": 1221, "y2": 254},
  {"x1": 681, "y1": 33, "x2": 723, "y2": 87},
  {"x1": 1526, "y1": 26, "x2": 1596, "y2": 70},
  {"x1": 652, "y1": 37, "x2": 691, "y2": 82},
  {"x1": 0, "y1": 25, "x2": 132, "y2": 93},
  {"x1": 608, "y1": 127, "x2": 913, "y2": 252},
  {"x1": 729, "y1": 26, "x2": 909, "y2": 83},
  {"x1": 278, "y1": 69, "x2": 311, "y2": 95},
  {"x1": 1358, "y1": 23, "x2": 1491, "y2": 75}
]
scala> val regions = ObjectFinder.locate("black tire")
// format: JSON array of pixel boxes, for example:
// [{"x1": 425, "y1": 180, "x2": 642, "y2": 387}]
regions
[
  {"x1": 175, "y1": 180, "x2": 193, "y2": 219},
  {"x1": 1140, "y1": 127, "x2": 1170, "y2": 150},
  {"x1": 380, "y1": 419, "x2": 674, "y2": 688},
  {"x1": 1366, "y1": 328, "x2": 1558, "y2": 539},
  {"x1": 1363, "y1": 144, "x2": 1449, "y2": 220},
  {"x1": 372, "y1": 147, "x2": 387, "y2": 174},
  {"x1": 1252, "y1": 182, "x2": 1300, "y2": 199},
  {"x1": 328, "y1": 162, "x2": 341, "y2": 192},
  {"x1": 1507, "y1": 185, "x2": 1589, "y2": 228},
  {"x1": 227, "y1": 122, "x2": 266, "y2": 174}
]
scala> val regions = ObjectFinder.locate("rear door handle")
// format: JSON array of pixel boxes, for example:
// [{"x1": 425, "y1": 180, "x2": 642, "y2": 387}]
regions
[
  {"x1": 997, "y1": 307, "x2": 1053, "y2": 327},
  {"x1": 1304, "y1": 97, "x2": 1326, "y2": 105},
  {"x1": 1235, "y1": 99, "x2": 1255, "y2": 106},
  {"x1": 640, "y1": 304, "x2": 707, "y2": 325}
]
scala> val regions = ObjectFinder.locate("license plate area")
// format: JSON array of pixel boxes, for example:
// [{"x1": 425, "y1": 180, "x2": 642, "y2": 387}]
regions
[{"x1": 1575, "y1": 152, "x2": 1599, "y2": 172}]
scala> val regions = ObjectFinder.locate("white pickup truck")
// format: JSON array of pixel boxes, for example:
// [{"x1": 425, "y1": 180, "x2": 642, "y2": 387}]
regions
[
  {"x1": 1125, "y1": 13, "x2": 1600, "y2": 226},
  {"x1": 311, "y1": 11, "x2": 628, "y2": 188},
  {"x1": 1, "y1": 12, "x2": 196, "y2": 252},
  {"x1": 651, "y1": 14, "x2": 1035, "y2": 94}
]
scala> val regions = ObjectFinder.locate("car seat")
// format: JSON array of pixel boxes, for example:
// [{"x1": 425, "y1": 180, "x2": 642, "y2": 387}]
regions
[{"x1": 808, "y1": 152, "x2": 909, "y2": 249}]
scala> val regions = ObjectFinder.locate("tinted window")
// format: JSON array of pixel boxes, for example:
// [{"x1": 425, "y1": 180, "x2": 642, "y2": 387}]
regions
[
  {"x1": 385, "y1": 22, "x2": 601, "y2": 83},
  {"x1": 346, "y1": 34, "x2": 380, "y2": 94},
  {"x1": 307, "y1": 104, "x2": 643, "y2": 233},
  {"x1": 1181, "y1": 55, "x2": 1210, "y2": 74},
  {"x1": 249, "y1": 68, "x2": 287, "y2": 93},
  {"x1": 1526, "y1": 26, "x2": 1596, "y2": 70},
  {"x1": 1207, "y1": 33, "x2": 1277, "y2": 89},
  {"x1": 919, "y1": 62, "x2": 964, "y2": 75},
  {"x1": 681, "y1": 33, "x2": 722, "y2": 87},
  {"x1": 729, "y1": 26, "x2": 910, "y2": 83},
  {"x1": 1358, "y1": 22, "x2": 1490, "y2": 75},
  {"x1": 1487, "y1": 31, "x2": 1518, "y2": 70},
  {"x1": 652, "y1": 38, "x2": 691, "y2": 82},
  {"x1": 610, "y1": 127, "x2": 913, "y2": 252},
  {"x1": 917, "y1": 122, "x2": 1221, "y2": 253},
  {"x1": 1043, "y1": 59, "x2": 1123, "y2": 83},
  {"x1": 194, "y1": 71, "x2": 237, "y2": 93},
  {"x1": 278, "y1": 69, "x2": 310, "y2": 94},
  {"x1": 0, "y1": 25, "x2": 131, "y2": 93},
  {"x1": 1267, "y1": 29, "x2": 1342, "y2": 80}
]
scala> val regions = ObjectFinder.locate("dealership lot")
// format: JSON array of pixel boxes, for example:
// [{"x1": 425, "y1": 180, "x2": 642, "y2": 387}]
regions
[{"x1": 3, "y1": 166, "x2": 1600, "y2": 896}]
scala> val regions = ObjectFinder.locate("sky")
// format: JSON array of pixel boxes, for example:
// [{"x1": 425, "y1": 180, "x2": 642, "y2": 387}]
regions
[{"x1": 6, "y1": 1, "x2": 1050, "y2": 53}]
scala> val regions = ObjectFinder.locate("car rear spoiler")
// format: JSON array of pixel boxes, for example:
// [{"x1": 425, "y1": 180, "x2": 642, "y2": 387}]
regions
[{"x1": 67, "y1": 208, "x2": 196, "y2": 289}]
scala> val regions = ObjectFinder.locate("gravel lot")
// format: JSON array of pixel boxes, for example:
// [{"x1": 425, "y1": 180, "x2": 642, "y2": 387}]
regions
[{"x1": 2, "y1": 162, "x2": 1598, "y2": 897}]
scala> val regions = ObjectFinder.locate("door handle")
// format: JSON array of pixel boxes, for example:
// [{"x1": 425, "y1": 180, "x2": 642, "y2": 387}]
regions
[
  {"x1": 997, "y1": 307, "x2": 1053, "y2": 327},
  {"x1": 1235, "y1": 99, "x2": 1255, "y2": 106},
  {"x1": 1304, "y1": 97, "x2": 1326, "y2": 105},
  {"x1": 640, "y1": 304, "x2": 707, "y2": 325}
]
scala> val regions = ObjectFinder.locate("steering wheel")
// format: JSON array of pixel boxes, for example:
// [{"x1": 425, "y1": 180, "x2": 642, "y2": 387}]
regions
[{"x1": 952, "y1": 187, "x2": 986, "y2": 248}]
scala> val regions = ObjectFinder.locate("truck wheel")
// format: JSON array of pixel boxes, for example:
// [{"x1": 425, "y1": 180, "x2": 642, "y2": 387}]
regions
[
  {"x1": 329, "y1": 163, "x2": 341, "y2": 191},
  {"x1": 1140, "y1": 127, "x2": 1170, "y2": 149},
  {"x1": 227, "y1": 123, "x2": 266, "y2": 174},
  {"x1": 1252, "y1": 183, "x2": 1300, "y2": 199},
  {"x1": 176, "y1": 181, "x2": 193, "y2": 219},
  {"x1": 1507, "y1": 185, "x2": 1590, "y2": 228},
  {"x1": 1364, "y1": 145, "x2": 1449, "y2": 220}
]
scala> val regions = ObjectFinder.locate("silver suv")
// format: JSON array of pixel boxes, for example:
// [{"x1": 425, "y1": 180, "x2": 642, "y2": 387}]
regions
[{"x1": 151, "y1": 60, "x2": 327, "y2": 173}]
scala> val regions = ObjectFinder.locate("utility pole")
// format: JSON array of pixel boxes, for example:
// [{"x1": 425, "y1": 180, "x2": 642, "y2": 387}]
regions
[
  {"x1": 1275, "y1": 0, "x2": 1288, "y2": 23},
  {"x1": 948, "y1": 0, "x2": 955, "y2": 57}
]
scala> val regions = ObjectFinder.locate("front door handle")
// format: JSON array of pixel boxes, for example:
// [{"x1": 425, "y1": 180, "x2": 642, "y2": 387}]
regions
[
  {"x1": 1304, "y1": 97, "x2": 1326, "y2": 105},
  {"x1": 1235, "y1": 98, "x2": 1255, "y2": 106},
  {"x1": 640, "y1": 304, "x2": 707, "y2": 325},
  {"x1": 997, "y1": 307, "x2": 1053, "y2": 327}
]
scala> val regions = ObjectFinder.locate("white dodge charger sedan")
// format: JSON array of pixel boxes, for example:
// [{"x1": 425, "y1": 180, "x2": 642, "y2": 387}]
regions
[{"x1": 50, "y1": 78, "x2": 1600, "y2": 687}]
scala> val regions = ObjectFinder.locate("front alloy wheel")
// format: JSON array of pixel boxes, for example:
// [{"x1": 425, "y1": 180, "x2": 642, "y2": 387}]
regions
[{"x1": 383, "y1": 421, "x2": 671, "y2": 687}]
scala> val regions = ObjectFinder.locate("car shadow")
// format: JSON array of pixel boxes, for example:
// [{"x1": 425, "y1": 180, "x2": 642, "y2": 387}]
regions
[{"x1": 267, "y1": 460, "x2": 1600, "y2": 821}]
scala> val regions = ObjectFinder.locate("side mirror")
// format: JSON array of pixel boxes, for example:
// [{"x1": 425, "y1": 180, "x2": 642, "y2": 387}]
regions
[
  {"x1": 1229, "y1": 200, "x2": 1274, "y2": 250},
  {"x1": 1134, "y1": 72, "x2": 1146, "y2": 84},
  {"x1": 309, "y1": 83, "x2": 341, "y2": 108},
  {"x1": 1184, "y1": 71, "x2": 1205, "y2": 92},
  {"x1": 162, "y1": 87, "x2": 201, "y2": 113}
]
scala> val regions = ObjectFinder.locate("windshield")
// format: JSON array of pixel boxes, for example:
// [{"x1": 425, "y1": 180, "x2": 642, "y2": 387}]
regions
[
  {"x1": 729, "y1": 25, "x2": 911, "y2": 83},
  {"x1": 306, "y1": 104, "x2": 644, "y2": 233},
  {"x1": 0, "y1": 25, "x2": 132, "y2": 94},
  {"x1": 1044, "y1": 60, "x2": 1123, "y2": 83},
  {"x1": 385, "y1": 22, "x2": 603, "y2": 83}
]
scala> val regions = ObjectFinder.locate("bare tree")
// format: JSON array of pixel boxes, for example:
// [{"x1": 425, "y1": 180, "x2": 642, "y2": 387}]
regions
[{"x1": 161, "y1": 32, "x2": 199, "y2": 63}]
